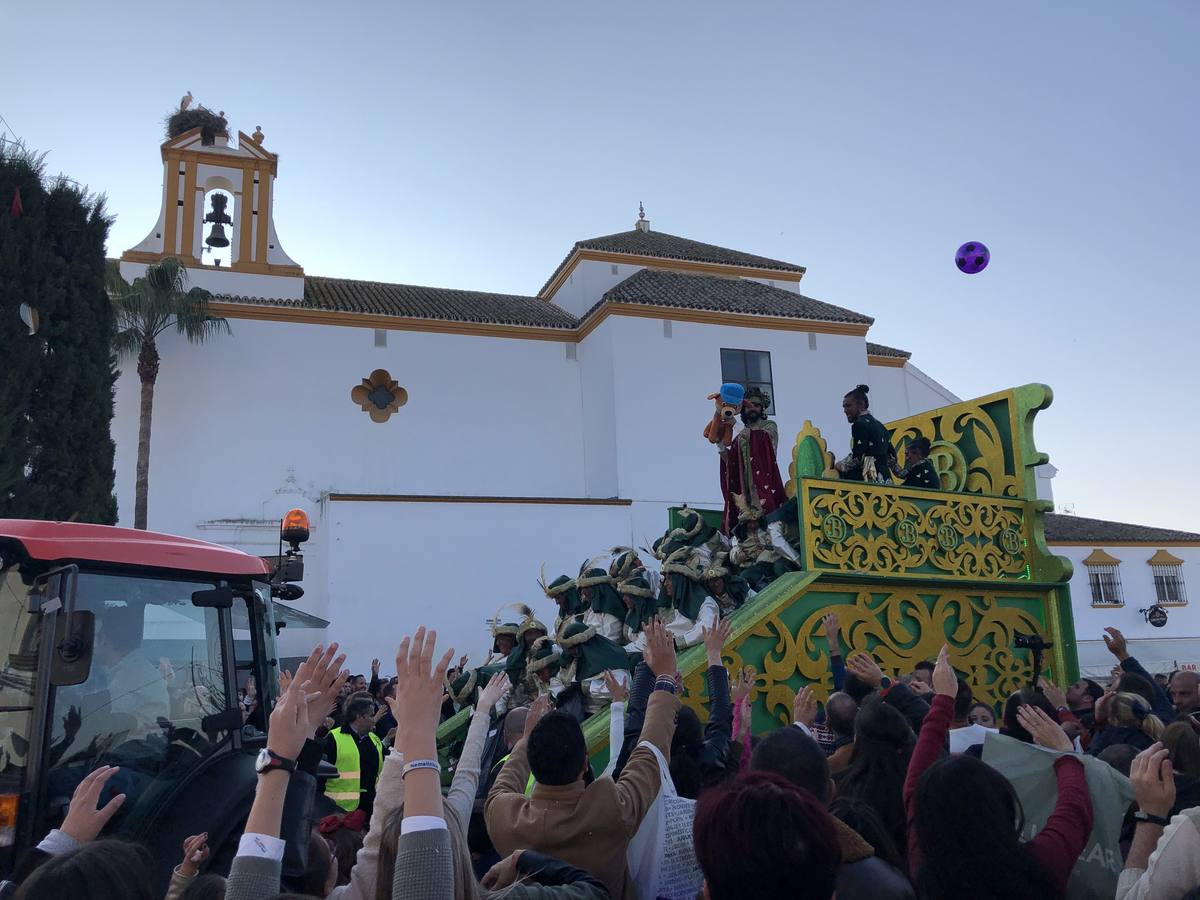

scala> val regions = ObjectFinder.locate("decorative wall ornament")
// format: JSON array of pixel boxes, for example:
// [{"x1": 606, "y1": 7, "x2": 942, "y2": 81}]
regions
[{"x1": 350, "y1": 369, "x2": 408, "y2": 423}]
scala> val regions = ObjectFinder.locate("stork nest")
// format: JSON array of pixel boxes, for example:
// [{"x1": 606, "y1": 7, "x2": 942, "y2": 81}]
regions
[{"x1": 165, "y1": 106, "x2": 228, "y2": 146}]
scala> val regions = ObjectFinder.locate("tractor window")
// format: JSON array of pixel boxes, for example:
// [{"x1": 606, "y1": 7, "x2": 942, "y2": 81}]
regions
[
  {"x1": 0, "y1": 564, "x2": 39, "y2": 797},
  {"x1": 38, "y1": 572, "x2": 235, "y2": 841}
]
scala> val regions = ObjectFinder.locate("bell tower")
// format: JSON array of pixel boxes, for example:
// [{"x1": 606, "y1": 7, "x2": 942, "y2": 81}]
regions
[{"x1": 120, "y1": 116, "x2": 304, "y2": 300}]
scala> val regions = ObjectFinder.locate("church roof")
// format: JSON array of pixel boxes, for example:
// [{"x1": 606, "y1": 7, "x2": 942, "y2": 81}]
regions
[
  {"x1": 866, "y1": 342, "x2": 911, "y2": 359},
  {"x1": 540, "y1": 228, "x2": 807, "y2": 296},
  {"x1": 1044, "y1": 514, "x2": 1200, "y2": 544},
  {"x1": 590, "y1": 268, "x2": 873, "y2": 325},
  {"x1": 221, "y1": 275, "x2": 577, "y2": 329}
]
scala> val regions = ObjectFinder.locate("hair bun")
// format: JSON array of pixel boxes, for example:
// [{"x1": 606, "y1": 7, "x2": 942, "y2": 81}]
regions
[{"x1": 855, "y1": 384, "x2": 870, "y2": 395}]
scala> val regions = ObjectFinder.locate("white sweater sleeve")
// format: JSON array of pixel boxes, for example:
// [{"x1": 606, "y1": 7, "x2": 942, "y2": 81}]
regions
[
  {"x1": 445, "y1": 708, "x2": 493, "y2": 828},
  {"x1": 601, "y1": 701, "x2": 626, "y2": 778},
  {"x1": 1116, "y1": 809, "x2": 1200, "y2": 900}
]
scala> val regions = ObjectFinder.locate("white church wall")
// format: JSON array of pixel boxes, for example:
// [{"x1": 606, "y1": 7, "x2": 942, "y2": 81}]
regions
[
  {"x1": 605, "y1": 315, "x2": 870, "y2": 505},
  {"x1": 1049, "y1": 543, "x2": 1200, "y2": 677},
  {"x1": 111, "y1": 318, "x2": 590, "y2": 534},
  {"x1": 547, "y1": 259, "x2": 640, "y2": 318},
  {"x1": 321, "y1": 498, "x2": 637, "y2": 667},
  {"x1": 576, "y1": 320, "x2": 619, "y2": 498}
]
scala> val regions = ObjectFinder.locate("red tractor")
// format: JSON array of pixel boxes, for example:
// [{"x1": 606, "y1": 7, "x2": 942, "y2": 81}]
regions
[{"x1": 0, "y1": 513, "x2": 326, "y2": 889}]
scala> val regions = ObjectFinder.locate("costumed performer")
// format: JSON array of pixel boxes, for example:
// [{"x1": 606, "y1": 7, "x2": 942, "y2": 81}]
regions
[
  {"x1": 701, "y1": 552, "x2": 752, "y2": 618},
  {"x1": 834, "y1": 383, "x2": 893, "y2": 483},
  {"x1": 661, "y1": 546, "x2": 719, "y2": 650},
  {"x1": 713, "y1": 385, "x2": 787, "y2": 536},
  {"x1": 578, "y1": 558, "x2": 626, "y2": 642},
  {"x1": 729, "y1": 494, "x2": 798, "y2": 592},
  {"x1": 617, "y1": 571, "x2": 657, "y2": 652},
  {"x1": 898, "y1": 435, "x2": 941, "y2": 489},
  {"x1": 609, "y1": 546, "x2": 660, "y2": 596},
  {"x1": 539, "y1": 568, "x2": 586, "y2": 635},
  {"x1": 556, "y1": 620, "x2": 631, "y2": 717}
]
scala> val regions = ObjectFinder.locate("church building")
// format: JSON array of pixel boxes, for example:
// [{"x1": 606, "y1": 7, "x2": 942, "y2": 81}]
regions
[{"x1": 113, "y1": 119, "x2": 1196, "y2": 674}]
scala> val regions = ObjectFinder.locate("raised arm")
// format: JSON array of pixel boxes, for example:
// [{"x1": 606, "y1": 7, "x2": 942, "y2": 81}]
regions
[
  {"x1": 902, "y1": 645, "x2": 956, "y2": 878},
  {"x1": 445, "y1": 672, "x2": 509, "y2": 827}
]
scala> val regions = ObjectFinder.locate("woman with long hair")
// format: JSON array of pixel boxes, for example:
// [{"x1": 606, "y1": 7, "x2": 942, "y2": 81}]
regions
[
  {"x1": 835, "y1": 695, "x2": 915, "y2": 860},
  {"x1": 1089, "y1": 691, "x2": 1166, "y2": 756},
  {"x1": 905, "y1": 646, "x2": 1093, "y2": 900}
]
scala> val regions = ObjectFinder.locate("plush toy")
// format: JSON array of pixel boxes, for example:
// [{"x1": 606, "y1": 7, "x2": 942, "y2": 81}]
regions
[{"x1": 704, "y1": 382, "x2": 745, "y2": 445}]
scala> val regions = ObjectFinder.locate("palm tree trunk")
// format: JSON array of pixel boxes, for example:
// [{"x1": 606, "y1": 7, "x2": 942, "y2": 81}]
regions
[{"x1": 134, "y1": 339, "x2": 160, "y2": 530}]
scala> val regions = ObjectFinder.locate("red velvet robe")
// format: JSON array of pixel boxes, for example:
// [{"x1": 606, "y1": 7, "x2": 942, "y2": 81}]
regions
[{"x1": 719, "y1": 421, "x2": 787, "y2": 534}]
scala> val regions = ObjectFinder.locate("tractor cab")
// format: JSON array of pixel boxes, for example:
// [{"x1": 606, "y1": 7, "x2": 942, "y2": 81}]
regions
[{"x1": 0, "y1": 513, "x2": 322, "y2": 883}]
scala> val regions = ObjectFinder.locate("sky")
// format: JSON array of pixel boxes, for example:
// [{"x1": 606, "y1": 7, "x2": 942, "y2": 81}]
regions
[{"x1": 5, "y1": 1, "x2": 1198, "y2": 529}]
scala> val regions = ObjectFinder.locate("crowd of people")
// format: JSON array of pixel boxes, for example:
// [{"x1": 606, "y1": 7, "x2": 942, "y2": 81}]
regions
[{"x1": 5, "y1": 612, "x2": 1200, "y2": 900}]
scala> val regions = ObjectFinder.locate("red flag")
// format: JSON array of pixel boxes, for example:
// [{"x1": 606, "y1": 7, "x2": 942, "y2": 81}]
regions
[{"x1": 9, "y1": 187, "x2": 21, "y2": 219}]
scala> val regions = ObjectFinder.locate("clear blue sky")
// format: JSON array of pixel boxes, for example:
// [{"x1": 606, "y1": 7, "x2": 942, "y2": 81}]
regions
[{"x1": 6, "y1": 2, "x2": 1198, "y2": 529}]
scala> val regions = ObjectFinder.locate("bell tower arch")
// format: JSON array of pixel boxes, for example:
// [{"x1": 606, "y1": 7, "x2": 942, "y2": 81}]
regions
[{"x1": 121, "y1": 116, "x2": 304, "y2": 300}]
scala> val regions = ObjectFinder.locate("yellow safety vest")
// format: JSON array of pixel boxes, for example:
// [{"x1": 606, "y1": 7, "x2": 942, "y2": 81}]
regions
[{"x1": 327, "y1": 728, "x2": 384, "y2": 811}]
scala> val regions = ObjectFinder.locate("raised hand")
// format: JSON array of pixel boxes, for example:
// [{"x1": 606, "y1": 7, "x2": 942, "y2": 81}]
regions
[
  {"x1": 481, "y1": 850, "x2": 525, "y2": 890},
  {"x1": 524, "y1": 693, "x2": 552, "y2": 741},
  {"x1": 792, "y1": 685, "x2": 817, "y2": 727},
  {"x1": 822, "y1": 612, "x2": 841, "y2": 649},
  {"x1": 931, "y1": 645, "x2": 957, "y2": 698},
  {"x1": 846, "y1": 652, "x2": 884, "y2": 688},
  {"x1": 603, "y1": 669, "x2": 629, "y2": 703},
  {"x1": 909, "y1": 678, "x2": 934, "y2": 697},
  {"x1": 371, "y1": 657, "x2": 381, "y2": 676},
  {"x1": 701, "y1": 615, "x2": 732, "y2": 666},
  {"x1": 290, "y1": 643, "x2": 349, "y2": 735},
  {"x1": 1016, "y1": 704, "x2": 1074, "y2": 752},
  {"x1": 477, "y1": 671, "x2": 511, "y2": 713},
  {"x1": 60, "y1": 766, "x2": 126, "y2": 843},
  {"x1": 266, "y1": 669, "x2": 314, "y2": 761},
  {"x1": 1103, "y1": 627, "x2": 1130, "y2": 662},
  {"x1": 1130, "y1": 742, "x2": 1175, "y2": 818},
  {"x1": 643, "y1": 617, "x2": 678, "y2": 679},
  {"x1": 1038, "y1": 677, "x2": 1067, "y2": 710},
  {"x1": 732, "y1": 666, "x2": 754, "y2": 704},
  {"x1": 178, "y1": 832, "x2": 210, "y2": 878},
  {"x1": 390, "y1": 627, "x2": 455, "y2": 739}
]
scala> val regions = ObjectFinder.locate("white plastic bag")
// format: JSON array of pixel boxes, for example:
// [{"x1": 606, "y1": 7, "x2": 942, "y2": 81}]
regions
[{"x1": 625, "y1": 741, "x2": 704, "y2": 900}]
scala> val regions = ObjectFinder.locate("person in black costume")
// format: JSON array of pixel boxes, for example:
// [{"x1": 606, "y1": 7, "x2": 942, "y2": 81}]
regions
[
  {"x1": 899, "y1": 436, "x2": 941, "y2": 489},
  {"x1": 835, "y1": 384, "x2": 893, "y2": 483}
]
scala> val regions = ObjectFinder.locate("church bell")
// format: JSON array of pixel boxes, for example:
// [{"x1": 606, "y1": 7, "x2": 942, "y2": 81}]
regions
[{"x1": 205, "y1": 223, "x2": 230, "y2": 248}]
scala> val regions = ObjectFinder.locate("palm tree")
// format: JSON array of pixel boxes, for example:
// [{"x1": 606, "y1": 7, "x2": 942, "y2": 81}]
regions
[{"x1": 107, "y1": 257, "x2": 229, "y2": 529}]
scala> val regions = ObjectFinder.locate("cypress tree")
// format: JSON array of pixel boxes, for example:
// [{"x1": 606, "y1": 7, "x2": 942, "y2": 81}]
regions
[{"x1": 0, "y1": 142, "x2": 117, "y2": 523}]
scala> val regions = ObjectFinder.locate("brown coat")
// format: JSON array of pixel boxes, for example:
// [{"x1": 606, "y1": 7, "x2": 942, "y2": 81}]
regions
[{"x1": 485, "y1": 690, "x2": 681, "y2": 900}]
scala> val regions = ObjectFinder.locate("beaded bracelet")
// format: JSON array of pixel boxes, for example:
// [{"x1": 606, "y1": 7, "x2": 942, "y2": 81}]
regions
[{"x1": 402, "y1": 759, "x2": 441, "y2": 778}]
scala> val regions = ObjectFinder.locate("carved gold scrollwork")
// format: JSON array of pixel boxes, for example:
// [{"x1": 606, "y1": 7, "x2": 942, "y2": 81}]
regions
[
  {"x1": 802, "y1": 480, "x2": 1028, "y2": 580},
  {"x1": 681, "y1": 584, "x2": 1052, "y2": 726}
]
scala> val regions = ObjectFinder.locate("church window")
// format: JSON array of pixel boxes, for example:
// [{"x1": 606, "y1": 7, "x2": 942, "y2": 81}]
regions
[
  {"x1": 350, "y1": 368, "x2": 408, "y2": 423},
  {"x1": 720, "y1": 348, "x2": 774, "y2": 414},
  {"x1": 1148, "y1": 550, "x2": 1187, "y2": 606},
  {"x1": 1083, "y1": 549, "x2": 1123, "y2": 607}
]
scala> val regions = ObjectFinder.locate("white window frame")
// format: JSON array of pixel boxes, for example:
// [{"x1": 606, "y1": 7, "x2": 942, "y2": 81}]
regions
[
  {"x1": 1086, "y1": 562, "x2": 1124, "y2": 607},
  {"x1": 1151, "y1": 563, "x2": 1187, "y2": 606}
]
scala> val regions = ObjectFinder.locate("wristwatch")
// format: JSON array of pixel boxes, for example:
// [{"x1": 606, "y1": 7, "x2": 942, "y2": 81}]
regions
[
  {"x1": 878, "y1": 676, "x2": 892, "y2": 692},
  {"x1": 255, "y1": 748, "x2": 297, "y2": 776},
  {"x1": 1133, "y1": 810, "x2": 1171, "y2": 827}
]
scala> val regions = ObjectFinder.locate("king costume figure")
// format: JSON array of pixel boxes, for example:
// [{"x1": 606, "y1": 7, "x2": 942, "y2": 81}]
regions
[{"x1": 716, "y1": 386, "x2": 787, "y2": 536}]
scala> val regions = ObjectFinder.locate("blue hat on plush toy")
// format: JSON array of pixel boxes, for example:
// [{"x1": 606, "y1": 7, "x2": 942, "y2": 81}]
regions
[{"x1": 719, "y1": 383, "x2": 745, "y2": 406}]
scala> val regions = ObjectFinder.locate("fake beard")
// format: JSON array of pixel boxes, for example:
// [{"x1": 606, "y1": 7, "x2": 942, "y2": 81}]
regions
[{"x1": 740, "y1": 408, "x2": 762, "y2": 426}]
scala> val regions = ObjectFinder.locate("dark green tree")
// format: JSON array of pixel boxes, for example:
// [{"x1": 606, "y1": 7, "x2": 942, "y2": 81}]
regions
[{"x1": 0, "y1": 142, "x2": 117, "y2": 523}]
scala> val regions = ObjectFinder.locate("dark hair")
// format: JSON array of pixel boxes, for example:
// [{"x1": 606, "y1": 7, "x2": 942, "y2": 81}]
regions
[
  {"x1": 669, "y1": 706, "x2": 704, "y2": 800},
  {"x1": 694, "y1": 771, "x2": 842, "y2": 900},
  {"x1": 1096, "y1": 743, "x2": 1140, "y2": 777},
  {"x1": 909, "y1": 436, "x2": 932, "y2": 457},
  {"x1": 1163, "y1": 720, "x2": 1200, "y2": 777},
  {"x1": 1117, "y1": 672, "x2": 1155, "y2": 706},
  {"x1": 177, "y1": 873, "x2": 227, "y2": 900},
  {"x1": 829, "y1": 795, "x2": 905, "y2": 871},
  {"x1": 913, "y1": 660, "x2": 936, "y2": 674},
  {"x1": 843, "y1": 671, "x2": 874, "y2": 703},
  {"x1": 342, "y1": 696, "x2": 374, "y2": 725},
  {"x1": 1081, "y1": 679, "x2": 1104, "y2": 702},
  {"x1": 14, "y1": 840, "x2": 156, "y2": 900},
  {"x1": 954, "y1": 678, "x2": 974, "y2": 722},
  {"x1": 836, "y1": 698, "x2": 914, "y2": 859},
  {"x1": 1002, "y1": 688, "x2": 1058, "y2": 742},
  {"x1": 825, "y1": 692, "x2": 859, "y2": 737},
  {"x1": 845, "y1": 384, "x2": 870, "y2": 409},
  {"x1": 528, "y1": 711, "x2": 586, "y2": 785},
  {"x1": 292, "y1": 830, "x2": 333, "y2": 897},
  {"x1": 328, "y1": 825, "x2": 364, "y2": 885},
  {"x1": 913, "y1": 754, "x2": 1061, "y2": 899},
  {"x1": 750, "y1": 726, "x2": 830, "y2": 802}
]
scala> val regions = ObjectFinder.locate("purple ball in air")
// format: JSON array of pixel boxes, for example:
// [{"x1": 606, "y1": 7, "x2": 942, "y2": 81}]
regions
[{"x1": 955, "y1": 241, "x2": 990, "y2": 274}]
